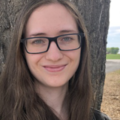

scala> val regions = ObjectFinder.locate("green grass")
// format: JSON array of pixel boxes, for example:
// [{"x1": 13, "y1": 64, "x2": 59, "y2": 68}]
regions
[{"x1": 106, "y1": 54, "x2": 120, "y2": 59}]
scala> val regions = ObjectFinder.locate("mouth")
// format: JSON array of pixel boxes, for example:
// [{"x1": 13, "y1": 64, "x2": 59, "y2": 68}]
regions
[{"x1": 43, "y1": 65, "x2": 67, "y2": 72}]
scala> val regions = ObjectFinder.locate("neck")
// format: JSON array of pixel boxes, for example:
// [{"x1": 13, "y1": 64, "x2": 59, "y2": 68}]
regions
[{"x1": 34, "y1": 82, "x2": 68, "y2": 120}]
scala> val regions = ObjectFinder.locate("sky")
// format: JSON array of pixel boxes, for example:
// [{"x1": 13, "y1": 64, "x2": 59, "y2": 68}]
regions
[{"x1": 107, "y1": 0, "x2": 120, "y2": 49}]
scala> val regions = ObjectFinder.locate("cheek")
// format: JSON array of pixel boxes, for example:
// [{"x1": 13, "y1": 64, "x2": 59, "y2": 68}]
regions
[
  {"x1": 65, "y1": 49, "x2": 81, "y2": 62},
  {"x1": 24, "y1": 52, "x2": 43, "y2": 67},
  {"x1": 66, "y1": 49, "x2": 81, "y2": 80},
  {"x1": 63, "y1": 49, "x2": 81, "y2": 75}
]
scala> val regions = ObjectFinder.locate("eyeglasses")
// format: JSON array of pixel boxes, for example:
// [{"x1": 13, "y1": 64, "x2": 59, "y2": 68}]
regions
[{"x1": 20, "y1": 33, "x2": 84, "y2": 54}]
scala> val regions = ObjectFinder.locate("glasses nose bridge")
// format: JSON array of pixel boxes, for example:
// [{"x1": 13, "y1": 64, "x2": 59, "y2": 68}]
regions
[
  {"x1": 48, "y1": 36, "x2": 58, "y2": 44},
  {"x1": 48, "y1": 36, "x2": 60, "y2": 49}
]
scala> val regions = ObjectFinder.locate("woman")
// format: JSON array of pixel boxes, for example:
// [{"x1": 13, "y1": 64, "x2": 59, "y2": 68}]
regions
[{"x1": 0, "y1": 0, "x2": 110, "y2": 120}]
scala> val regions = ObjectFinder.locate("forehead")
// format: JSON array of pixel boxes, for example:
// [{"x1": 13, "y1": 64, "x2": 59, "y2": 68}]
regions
[
  {"x1": 31, "y1": 2, "x2": 74, "y2": 20},
  {"x1": 25, "y1": 3, "x2": 78, "y2": 37}
]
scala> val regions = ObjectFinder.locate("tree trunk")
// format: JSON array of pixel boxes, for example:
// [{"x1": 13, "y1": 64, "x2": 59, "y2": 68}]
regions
[
  {"x1": 75, "y1": 0, "x2": 110, "y2": 110},
  {"x1": 0, "y1": 0, "x2": 110, "y2": 110}
]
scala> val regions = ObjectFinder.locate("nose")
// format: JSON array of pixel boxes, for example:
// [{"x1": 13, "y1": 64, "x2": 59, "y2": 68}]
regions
[{"x1": 45, "y1": 42, "x2": 63, "y2": 61}]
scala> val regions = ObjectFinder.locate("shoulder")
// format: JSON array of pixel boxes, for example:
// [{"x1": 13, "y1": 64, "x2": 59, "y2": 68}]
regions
[{"x1": 92, "y1": 109, "x2": 111, "y2": 120}]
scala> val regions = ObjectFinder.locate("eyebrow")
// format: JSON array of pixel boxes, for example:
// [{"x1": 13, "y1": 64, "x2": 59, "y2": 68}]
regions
[
  {"x1": 29, "y1": 29, "x2": 78, "y2": 37},
  {"x1": 30, "y1": 33, "x2": 46, "y2": 37},
  {"x1": 59, "y1": 29, "x2": 78, "y2": 33}
]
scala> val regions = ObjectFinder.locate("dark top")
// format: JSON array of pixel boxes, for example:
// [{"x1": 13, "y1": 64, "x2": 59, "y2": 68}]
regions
[{"x1": 93, "y1": 109, "x2": 111, "y2": 120}]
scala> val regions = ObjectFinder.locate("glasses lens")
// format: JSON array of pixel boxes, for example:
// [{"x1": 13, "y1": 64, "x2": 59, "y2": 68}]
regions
[
  {"x1": 57, "y1": 34, "x2": 81, "y2": 50},
  {"x1": 25, "y1": 37, "x2": 49, "y2": 53}
]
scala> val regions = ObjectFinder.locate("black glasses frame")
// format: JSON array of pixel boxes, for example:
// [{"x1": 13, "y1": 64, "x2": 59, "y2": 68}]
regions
[{"x1": 20, "y1": 33, "x2": 84, "y2": 54}]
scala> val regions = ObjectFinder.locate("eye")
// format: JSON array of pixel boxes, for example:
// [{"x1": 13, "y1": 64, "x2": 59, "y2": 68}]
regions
[
  {"x1": 31, "y1": 38, "x2": 48, "y2": 45},
  {"x1": 32, "y1": 39, "x2": 43, "y2": 44},
  {"x1": 62, "y1": 37, "x2": 73, "y2": 42}
]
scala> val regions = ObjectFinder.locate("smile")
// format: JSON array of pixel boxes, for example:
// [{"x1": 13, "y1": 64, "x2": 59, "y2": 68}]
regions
[{"x1": 43, "y1": 65, "x2": 67, "y2": 72}]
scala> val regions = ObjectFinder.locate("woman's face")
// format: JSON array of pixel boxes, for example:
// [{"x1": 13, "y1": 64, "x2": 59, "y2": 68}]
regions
[{"x1": 24, "y1": 3, "x2": 81, "y2": 89}]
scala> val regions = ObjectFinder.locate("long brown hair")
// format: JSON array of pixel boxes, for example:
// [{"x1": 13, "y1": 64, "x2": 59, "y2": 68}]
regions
[{"x1": 0, "y1": 0, "x2": 92, "y2": 120}]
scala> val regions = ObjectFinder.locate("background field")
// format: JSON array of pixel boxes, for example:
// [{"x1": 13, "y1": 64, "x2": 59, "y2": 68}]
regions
[
  {"x1": 101, "y1": 70, "x2": 120, "y2": 120},
  {"x1": 106, "y1": 54, "x2": 120, "y2": 59}
]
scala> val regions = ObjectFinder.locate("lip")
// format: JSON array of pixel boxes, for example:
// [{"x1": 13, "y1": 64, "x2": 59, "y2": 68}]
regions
[{"x1": 43, "y1": 65, "x2": 67, "y2": 72}]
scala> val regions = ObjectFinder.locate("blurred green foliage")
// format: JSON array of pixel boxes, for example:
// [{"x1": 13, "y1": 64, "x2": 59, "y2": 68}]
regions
[{"x1": 107, "y1": 47, "x2": 119, "y2": 54}]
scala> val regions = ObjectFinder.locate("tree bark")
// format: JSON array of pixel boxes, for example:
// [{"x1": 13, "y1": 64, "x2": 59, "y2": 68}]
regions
[
  {"x1": 0, "y1": 0, "x2": 110, "y2": 110},
  {"x1": 75, "y1": 0, "x2": 110, "y2": 110}
]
